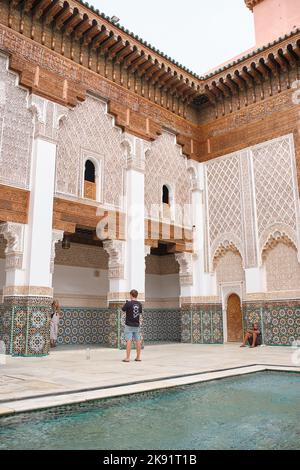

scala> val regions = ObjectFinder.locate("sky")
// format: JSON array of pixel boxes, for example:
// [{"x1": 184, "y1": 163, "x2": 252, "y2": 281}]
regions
[{"x1": 86, "y1": 0, "x2": 255, "y2": 76}]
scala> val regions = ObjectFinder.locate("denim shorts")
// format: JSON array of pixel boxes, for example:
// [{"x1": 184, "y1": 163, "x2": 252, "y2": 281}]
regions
[{"x1": 124, "y1": 325, "x2": 141, "y2": 341}]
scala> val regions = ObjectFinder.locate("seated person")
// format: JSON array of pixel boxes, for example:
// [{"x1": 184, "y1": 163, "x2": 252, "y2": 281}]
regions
[{"x1": 240, "y1": 322, "x2": 262, "y2": 348}]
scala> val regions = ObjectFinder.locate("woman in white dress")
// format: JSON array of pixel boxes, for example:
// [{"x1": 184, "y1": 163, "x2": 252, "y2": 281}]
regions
[{"x1": 50, "y1": 300, "x2": 60, "y2": 348}]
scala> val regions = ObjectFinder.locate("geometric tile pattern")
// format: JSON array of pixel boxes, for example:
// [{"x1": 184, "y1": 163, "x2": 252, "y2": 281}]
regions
[
  {"x1": 117, "y1": 308, "x2": 181, "y2": 350},
  {"x1": 243, "y1": 301, "x2": 300, "y2": 346},
  {"x1": 57, "y1": 307, "x2": 118, "y2": 348},
  {"x1": 0, "y1": 305, "x2": 51, "y2": 356},
  {"x1": 181, "y1": 304, "x2": 223, "y2": 344}
]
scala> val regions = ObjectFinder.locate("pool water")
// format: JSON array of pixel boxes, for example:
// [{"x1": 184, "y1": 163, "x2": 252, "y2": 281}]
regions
[{"x1": 0, "y1": 371, "x2": 299, "y2": 450}]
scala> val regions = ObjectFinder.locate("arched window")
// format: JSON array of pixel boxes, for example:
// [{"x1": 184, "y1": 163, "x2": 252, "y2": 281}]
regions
[
  {"x1": 162, "y1": 185, "x2": 170, "y2": 206},
  {"x1": 84, "y1": 159, "x2": 96, "y2": 200},
  {"x1": 162, "y1": 184, "x2": 174, "y2": 220}
]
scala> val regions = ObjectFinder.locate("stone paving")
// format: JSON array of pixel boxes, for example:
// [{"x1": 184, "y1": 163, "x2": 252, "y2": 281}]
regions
[{"x1": 0, "y1": 343, "x2": 299, "y2": 414}]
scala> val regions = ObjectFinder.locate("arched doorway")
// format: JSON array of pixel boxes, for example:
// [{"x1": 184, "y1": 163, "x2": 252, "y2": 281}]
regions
[{"x1": 227, "y1": 294, "x2": 243, "y2": 342}]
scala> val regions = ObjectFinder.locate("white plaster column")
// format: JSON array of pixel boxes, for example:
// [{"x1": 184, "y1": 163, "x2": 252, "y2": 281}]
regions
[
  {"x1": 1, "y1": 95, "x2": 68, "y2": 300},
  {"x1": 187, "y1": 161, "x2": 217, "y2": 300},
  {"x1": 19, "y1": 96, "x2": 68, "y2": 299}
]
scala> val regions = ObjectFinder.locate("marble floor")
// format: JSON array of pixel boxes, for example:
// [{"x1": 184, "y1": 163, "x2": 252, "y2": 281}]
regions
[{"x1": 0, "y1": 343, "x2": 299, "y2": 415}]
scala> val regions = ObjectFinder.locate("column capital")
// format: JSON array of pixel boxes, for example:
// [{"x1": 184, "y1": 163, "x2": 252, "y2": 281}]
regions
[
  {"x1": 175, "y1": 252, "x2": 194, "y2": 286},
  {"x1": 50, "y1": 229, "x2": 64, "y2": 274},
  {"x1": 103, "y1": 239, "x2": 125, "y2": 279},
  {"x1": 0, "y1": 222, "x2": 25, "y2": 270}
]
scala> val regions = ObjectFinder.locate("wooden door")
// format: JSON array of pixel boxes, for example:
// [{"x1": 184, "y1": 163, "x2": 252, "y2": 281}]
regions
[{"x1": 227, "y1": 294, "x2": 243, "y2": 342}]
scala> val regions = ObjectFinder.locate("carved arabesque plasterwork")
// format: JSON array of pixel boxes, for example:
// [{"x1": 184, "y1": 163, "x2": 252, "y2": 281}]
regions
[
  {"x1": 215, "y1": 250, "x2": 245, "y2": 294},
  {"x1": 0, "y1": 222, "x2": 25, "y2": 270},
  {"x1": 103, "y1": 239, "x2": 125, "y2": 279},
  {"x1": 28, "y1": 95, "x2": 67, "y2": 140},
  {"x1": 262, "y1": 230, "x2": 298, "y2": 258},
  {"x1": 122, "y1": 133, "x2": 150, "y2": 173},
  {"x1": 0, "y1": 54, "x2": 33, "y2": 189},
  {"x1": 145, "y1": 131, "x2": 191, "y2": 224},
  {"x1": 264, "y1": 240, "x2": 300, "y2": 292},
  {"x1": 206, "y1": 152, "x2": 244, "y2": 269},
  {"x1": 252, "y1": 135, "x2": 298, "y2": 254},
  {"x1": 56, "y1": 95, "x2": 126, "y2": 208},
  {"x1": 175, "y1": 252, "x2": 193, "y2": 286}
]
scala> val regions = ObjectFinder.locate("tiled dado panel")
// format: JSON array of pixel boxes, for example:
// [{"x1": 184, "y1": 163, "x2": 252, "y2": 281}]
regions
[
  {"x1": 243, "y1": 301, "x2": 300, "y2": 346},
  {"x1": 57, "y1": 308, "x2": 118, "y2": 348},
  {"x1": 181, "y1": 305, "x2": 223, "y2": 344},
  {"x1": 0, "y1": 305, "x2": 51, "y2": 356},
  {"x1": 117, "y1": 309, "x2": 182, "y2": 350}
]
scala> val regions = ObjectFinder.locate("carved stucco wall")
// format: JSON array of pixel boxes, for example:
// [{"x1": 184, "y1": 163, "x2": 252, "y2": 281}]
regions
[
  {"x1": 145, "y1": 131, "x2": 191, "y2": 224},
  {"x1": 205, "y1": 134, "x2": 299, "y2": 278},
  {"x1": 0, "y1": 54, "x2": 33, "y2": 189},
  {"x1": 0, "y1": 236, "x2": 5, "y2": 259},
  {"x1": 252, "y1": 135, "x2": 298, "y2": 253},
  {"x1": 55, "y1": 95, "x2": 126, "y2": 208},
  {"x1": 215, "y1": 251, "x2": 245, "y2": 286},
  {"x1": 145, "y1": 254, "x2": 179, "y2": 275},
  {"x1": 206, "y1": 152, "x2": 244, "y2": 266},
  {"x1": 264, "y1": 242, "x2": 300, "y2": 292},
  {"x1": 55, "y1": 243, "x2": 108, "y2": 269}
]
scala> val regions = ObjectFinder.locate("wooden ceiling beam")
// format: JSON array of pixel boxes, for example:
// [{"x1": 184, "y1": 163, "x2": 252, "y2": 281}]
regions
[
  {"x1": 91, "y1": 27, "x2": 109, "y2": 49},
  {"x1": 54, "y1": 4, "x2": 72, "y2": 29},
  {"x1": 114, "y1": 43, "x2": 132, "y2": 62},
  {"x1": 73, "y1": 15, "x2": 91, "y2": 40},
  {"x1": 144, "y1": 62, "x2": 160, "y2": 79},
  {"x1": 32, "y1": 0, "x2": 52, "y2": 19},
  {"x1": 82, "y1": 20, "x2": 100, "y2": 45},
  {"x1": 256, "y1": 59, "x2": 271, "y2": 80},
  {"x1": 126, "y1": 53, "x2": 147, "y2": 72},
  {"x1": 283, "y1": 46, "x2": 298, "y2": 67},
  {"x1": 42, "y1": 0, "x2": 63, "y2": 25},
  {"x1": 250, "y1": 63, "x2": 264, "y2": 83},
  {"x1": 122, "y1": 48, "x2": 140, "y2": 67},
  {"x1": 23, "y1": 0, "x2": 34, "y2": 13},
  {"x1": 136, "y1": 59, "x2": 155, "y2": 77},
  {"x1": 204, "y1": 85, "x2": 217, "y2": 104},
  {"x1": 108, "y1": 38, "x2": 126, "y2": 58},
  {"x1": 218, "y1": 78, "x2": 232, "y2": 97},
  {"x1": 63, "y1": 9, "x2": 82, "y2": 36},
  {"x1": 99, "y1": 33, "x2": 118, "y2": 53}
]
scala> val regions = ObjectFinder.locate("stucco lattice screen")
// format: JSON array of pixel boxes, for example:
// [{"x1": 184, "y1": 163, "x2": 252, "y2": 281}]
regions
[
  {"x1": 145, "y1": 132, "x2": 191, "y2": 224},
  {"x1": 0, "y1": 55, "x2": 33, "y2": 189},
  {"x1": 56, "y1": 96, "x2": 126, "y2": 207},
  {"x1": 252, "y1": 136, "x2": 297, "y2": 248},
  {"x1": 206, "y1": 154, "x2": 243, "y2": 253}
]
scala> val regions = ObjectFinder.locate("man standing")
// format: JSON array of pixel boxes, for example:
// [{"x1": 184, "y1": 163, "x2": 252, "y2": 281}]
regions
[{"x1": 122, "y1": 289, "x2": 143, "y2": 362}]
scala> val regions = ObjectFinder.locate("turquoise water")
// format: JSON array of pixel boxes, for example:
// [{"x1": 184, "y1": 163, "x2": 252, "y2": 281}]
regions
[{"x1": 0, "y1": 371, "x2": 299, "y2": 450}]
